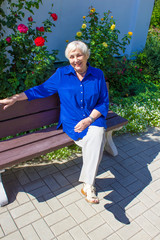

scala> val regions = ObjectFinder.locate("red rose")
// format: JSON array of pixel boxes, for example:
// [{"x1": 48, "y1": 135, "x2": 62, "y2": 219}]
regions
[
  {"x1": 28, "y1": 16, "x2": 33, "y2": 22},
  {"x1": 17, "y1": 24, "x2": 28, "y2": 33},
  {"x1": 39, "y1": 26, "x2": 45, "y2": 32},
  {"x1": 6, "y1": 37, "x2": 11, "y2": 43},
  {"x1": 139, "y1": 68, "x2": 142, "y2": 72},
  {"x1": 34, "y1": 36, "x2": 45, "y2": 46},
  {"x1": 51, "y1": 13, "x2": 58, "y2": 21}
]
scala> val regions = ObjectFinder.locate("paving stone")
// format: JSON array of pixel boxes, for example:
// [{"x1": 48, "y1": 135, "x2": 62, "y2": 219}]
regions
[
  {"x1": 61, "y1": 165, "x2": 80, "y2": 177},
  {"x1": 75, "y1": 198, "x2": 96, "y2": 218},
  {"x1": 135, "y1": 215, "x2": 159, "y2": 238},
  {"x1": 44, "y1": 208, "x2": 69, "y2": 226},
  {"x1": 150, "y1": 202, "x2": 160, "y2": 217},
  {"x1": 44, "y1": 193, "x2": 63, "y2": 211},
  {"x1": 66, "y1": 202, "x2": 87, "y2": 223},
  {"x1": 0, "y1": 211, "x2": 17, "y2": 235},
  {"x1": 0, "y1": 231, "x2": 24, "y2": 240},
  {"x1": 20, "y1": 224, "x2": 40, "y2": 240},
  {"x1": 69, "y1": 226, "x2": 90, "y2": 240},
  {"x1": 51, "y1": 216, "x2": 76, "y2": 236},
  {"x1": 129, "y1": 230, "x2": 152, "y2": 240},
  {"x1": 106, "y1": 233, "x2": 123, "y2": 240},
  {"x1": 24, "y1": 167, "x2": 40, "y2": 181},
  {"x1": 80, "y1": 214, "x2": 105, "y2": 234},
  {"x1": 136, "y1": 192, "x2": 156, "y2": 208},
  {"x1": 0, "y1": 226, "x2": 4, "y2": 238},
  {"x1": 111, "y1": 182, "x2": 131, "y2": 198},
  {"x1": 16, "y1": 191, "x2": 30, "y2": 205},
  {"x1": 27, "y1": 185, "x2": 51, "y2": 200},
  {"x1": 32, "y1": 219, "x2": 54, "y2": 240},
  {"x1": 88, "y1": 223, "x2": 113, "y2": 240},
  {"x1": 59, "y1": 190, "x2": 82, "y2": 207},
  {"x1": 52, "y1": 172, "x2": 70, "y2": 187},
  {"x1": 15, "y1": 169, "x2": 31, "y2": 185},
  {"x1": 23, "y1": 179, "x2": 45, "y2": 192},
  {"x1": 149, "y1": 178, "x2": 160, "y2": 192},
  {"x1": 144, "y1": 209, "x2": 160, "y2": 230},
  {"x1": 118, "y1": 174, "x2": 137, "y2": 187},
  {"x1": 37, "y1": 164, "x2": 59, "y2": 177},
  {"x1": 126, "y1": 202, "x2": 147, "y2": 219},
  {"x1": 15, "y1": 209, "x2": 41, "y2": 228},
  {"x1": 57, "y1": 231, "x2": 74, "y2": 240},
  {"x1": 43, "y1": 175, "x2": 61, "y2": 191},
  {"x1": 117, "y1": 221, "x2": 141, "y2": 240},
  {"x1": 32, "y1": 197, "x2": 52, "y2": 217},
  {"x1": 10, "y1": 201, "x2": 35, "y2": 219}
]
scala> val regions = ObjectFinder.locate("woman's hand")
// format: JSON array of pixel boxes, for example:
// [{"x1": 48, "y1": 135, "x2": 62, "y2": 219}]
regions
[
  {"x1": 0, "y1": 97, "x2": 17, "y2": 110},
  {"x1": 0, "y1": 92, "x2": 28, "y2": 110},
  {"x1": 74, "y1": 117, "x2": 92, "y2": 133}
]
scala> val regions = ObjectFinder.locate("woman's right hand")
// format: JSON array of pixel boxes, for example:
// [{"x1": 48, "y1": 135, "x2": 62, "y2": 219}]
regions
[
  {"x1": 0, "y1": 97, "x2": 16, "y2": 110},
  {"x1": 0, "y1": 92, "x2": 28, "y2": 110}
]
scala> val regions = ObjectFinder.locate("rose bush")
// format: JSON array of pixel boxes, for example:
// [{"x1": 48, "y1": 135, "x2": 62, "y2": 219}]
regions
[
  {"x1": 0, "y1": 0, "x2": 58, "y2": 98},
  {"x1": 75, "y1": 7, "x2": 134, "y2": 95}
]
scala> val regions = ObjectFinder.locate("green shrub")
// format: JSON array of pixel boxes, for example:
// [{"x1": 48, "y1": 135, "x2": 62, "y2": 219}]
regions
[
  {"x1": 0, "y1": 0, "x2": 58, "y2": 98},
  {"x1": 150, "y1": 0, "x2": 160, "y2": 28},
  {"x1": 75, "y1": 7, "x2": 132, "y2": 78},
  {"x1": 134, "y1": 29, "x2": 160, "y2": 84}
]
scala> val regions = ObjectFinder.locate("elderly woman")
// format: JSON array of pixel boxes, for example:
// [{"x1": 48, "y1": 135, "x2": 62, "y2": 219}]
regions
[{"x1": 0, "y1": 41, "x2": 109, "y2": 204}]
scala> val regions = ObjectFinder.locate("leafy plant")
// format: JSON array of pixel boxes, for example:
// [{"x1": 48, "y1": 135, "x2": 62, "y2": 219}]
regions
[
  {"x1": 0, "y1": 0, "x2": 58, "y2": 98},
  {"x1": 75, "y1": 7, "x2": 132, "y2": 77}
]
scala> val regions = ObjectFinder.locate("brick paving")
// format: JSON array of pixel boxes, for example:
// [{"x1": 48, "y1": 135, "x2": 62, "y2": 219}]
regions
[{"x1": 0, "y1": 127, "x2": 160, "y2": 240}]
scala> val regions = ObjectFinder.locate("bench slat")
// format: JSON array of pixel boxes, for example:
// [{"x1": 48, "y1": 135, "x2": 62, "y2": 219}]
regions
[
  {"x1": 0, "y1": 108, "x2": 60, "y2": 139},
  {"x1": 0, "y1": 94, "x2": 59, "y2": 122},
  {"x1": 0, "y1": 126, "x2": 63, "y2": 153},
  {"x1": 0, "y1": 132, "x2": 73, "y2": 170}
]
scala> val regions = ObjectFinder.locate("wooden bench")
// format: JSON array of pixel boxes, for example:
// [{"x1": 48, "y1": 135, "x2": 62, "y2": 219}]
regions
[{"x1": 0, "y1": 91, "x2": 128, "y2": 207}]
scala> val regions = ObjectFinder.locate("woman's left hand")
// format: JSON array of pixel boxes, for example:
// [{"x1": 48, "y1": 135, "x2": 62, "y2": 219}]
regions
[{"x1": 74, "y1": 117, "x2": 92, "y2": 133}]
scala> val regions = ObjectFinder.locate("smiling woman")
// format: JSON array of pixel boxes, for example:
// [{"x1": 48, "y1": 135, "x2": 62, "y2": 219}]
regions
[{"x1": 0, "y1": 40, "x2": 109, "y2": 204}]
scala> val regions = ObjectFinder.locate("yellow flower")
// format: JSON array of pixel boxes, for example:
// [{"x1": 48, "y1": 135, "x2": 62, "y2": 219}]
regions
[
  {"x1": 128, "y1": 31, "x2": 133, "y2": 36},
  {"x1": 83, "y1": 16, "x2": 86, "y2": 19},
  {"x1": 111, "y1": 16, "x2": 113, "y2": 18},
  {"x1": 110, "y1": 24, "x2": 115, "y2": 30},
  {"x1": 102, "y1": 42, "x2": 108, "y2": 47},
  {"x1": 101, "y1": 18, "x2": 104, "y2": 21},
  {"x1": 66, "y1": 40, "x2": 69, "y2": 43},
  {"x1": 90, "y1": 8, "x2": 95, "y2": 13},
  {"x1": 76, "y1": 31, "x2": 82, "y2": 37},
  {"x1": 82, "y1": 23, "x2": 87, "y2": 29}
]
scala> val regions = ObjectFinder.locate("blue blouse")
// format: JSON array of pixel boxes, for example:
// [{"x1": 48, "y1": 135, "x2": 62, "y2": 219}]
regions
[{"x1": 24, "y1": 63, "x2": 109, "y2": 140}]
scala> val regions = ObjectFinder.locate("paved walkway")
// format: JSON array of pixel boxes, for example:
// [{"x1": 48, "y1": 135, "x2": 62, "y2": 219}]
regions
[{"x1": 0, "y1": 127, "x2": 160, "y2": 240}]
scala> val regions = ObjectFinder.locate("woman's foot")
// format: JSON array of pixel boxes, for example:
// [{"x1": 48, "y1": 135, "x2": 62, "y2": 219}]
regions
[{"x1": 81, "y1": 184, "x2": 99, "y2": 204}]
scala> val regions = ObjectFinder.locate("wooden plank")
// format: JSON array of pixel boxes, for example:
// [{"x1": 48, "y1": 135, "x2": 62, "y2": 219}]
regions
[
  {"x1": 0, "y1": 126, "x2": 63, "y2": 153},
  {"x1": 0, "y1": 108, "x2": 60, "y2": 139},
  {"x1": 107, "y1": 115, "x2": 128, "y2": 131},
  {"x1": 0, "y1": 132, "x2": 74, "y2": 170},
  {"x1": 0, "y1": 94, "x2": 60, "y2": 121}
]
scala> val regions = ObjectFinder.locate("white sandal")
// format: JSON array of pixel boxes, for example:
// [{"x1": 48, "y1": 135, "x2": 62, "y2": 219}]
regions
[{"x1": 81, "y1": 184, "x2": 99, "y2": 204}]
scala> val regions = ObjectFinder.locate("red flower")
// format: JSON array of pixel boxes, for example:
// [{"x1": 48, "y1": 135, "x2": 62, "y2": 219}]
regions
[
  {"x1": 17, "y1": 24, "x2": 28, "y2": 33},
  {"x1": 51, "y1": 13, "x2": 58, "y2": 21},
  {"x1": 6, "y1": 37, "x2": 11, "y2": 43},
  {"x1": 28, "y1": 16, "x2": 33, "y2": 22},
  {"x1": 39, "y1": 26, "x2": 45, "y2": 32},
  {"x1": 34, "y1": 36, "x2": 45, "y2": 46},
  {"x1": 139, "y1": 68, "x2": 142, "y2": 72}
]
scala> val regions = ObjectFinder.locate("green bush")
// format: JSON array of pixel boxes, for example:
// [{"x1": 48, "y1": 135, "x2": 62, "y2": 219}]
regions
[
  {"x1": 0, "y1": 0, "x2": 58, "y2": 98},
  {"x1": 75, "y1": 7, "x2": 132, "y2": 78},
  {"x1": 134, "y1": 29, "x2": 160, "y2": 84},
  {"x1": 150, "y1": 0, "x2": 160, "y2": 28}
]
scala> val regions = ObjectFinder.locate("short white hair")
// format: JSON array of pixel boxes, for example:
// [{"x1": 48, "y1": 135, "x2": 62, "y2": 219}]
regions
[{"x1": 65, "y1": 41, "x2": 90, "y2": 59}]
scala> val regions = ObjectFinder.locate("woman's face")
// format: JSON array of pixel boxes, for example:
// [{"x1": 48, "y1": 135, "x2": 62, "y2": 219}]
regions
[{"x1": 68, "y1": 48, "x2": 88, "y2": 74}]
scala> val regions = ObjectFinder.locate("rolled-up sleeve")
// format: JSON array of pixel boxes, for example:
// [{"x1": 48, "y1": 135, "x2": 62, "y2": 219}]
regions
[
  {"x1": 94, "y1": 71, "x2": 109, "y2": 118},
  {"x1": 24, "y1": 69, "x2": 59, "y2": 101}
]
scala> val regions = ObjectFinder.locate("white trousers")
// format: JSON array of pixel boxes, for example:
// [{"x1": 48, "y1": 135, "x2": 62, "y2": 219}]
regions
[{"x1": 74, "y1": 126, "x2": 106, "y2": 186}]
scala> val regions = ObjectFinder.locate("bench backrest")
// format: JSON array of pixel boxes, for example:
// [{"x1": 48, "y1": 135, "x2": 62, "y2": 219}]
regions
[{"x1": 0, "y1": 94, "x2": 60, "y2": 139}]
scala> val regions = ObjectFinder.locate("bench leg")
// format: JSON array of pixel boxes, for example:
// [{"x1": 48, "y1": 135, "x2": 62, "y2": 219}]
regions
[
  {"x1": 0, "y1": 170, "x2": 8, "y2": 207},
  {"x1": 104, "y1": 127, "x2": 122, "y2": 156}
]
